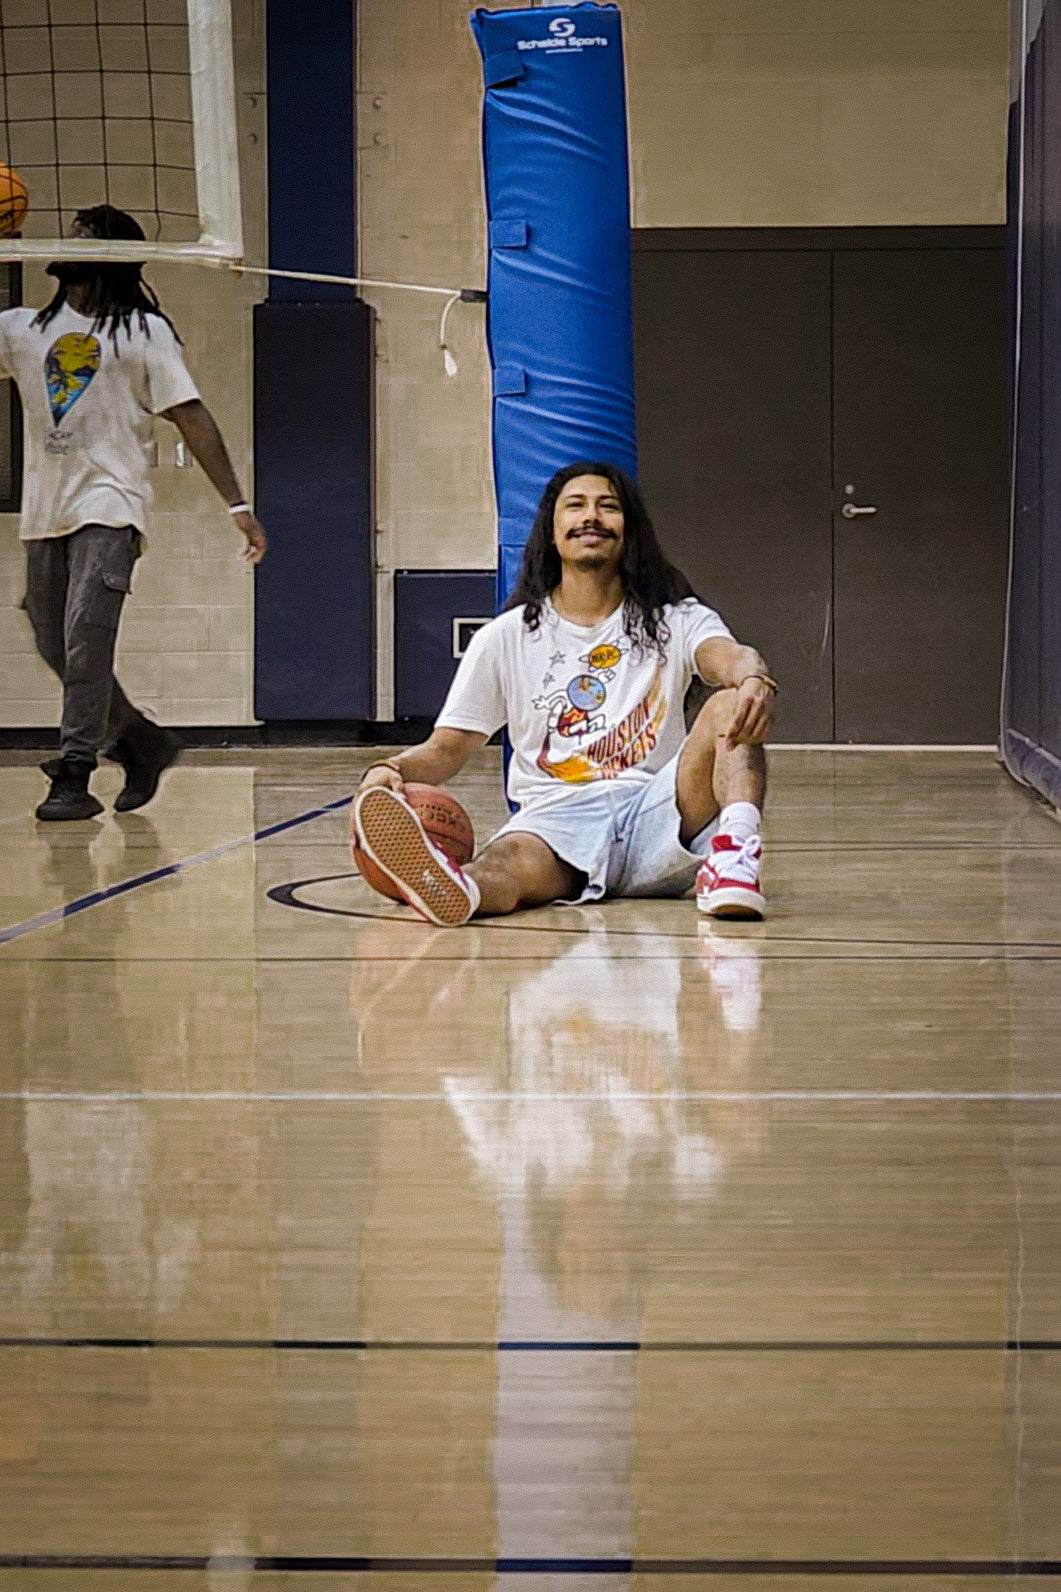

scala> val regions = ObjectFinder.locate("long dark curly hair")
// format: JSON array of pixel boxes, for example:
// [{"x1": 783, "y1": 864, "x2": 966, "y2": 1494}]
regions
[
  {"x1": 506, "y1": 460, "x2": 698, "y2": 658},
  {"x1": 35, "y1": 204, "x2": 182, "y2": 350}
]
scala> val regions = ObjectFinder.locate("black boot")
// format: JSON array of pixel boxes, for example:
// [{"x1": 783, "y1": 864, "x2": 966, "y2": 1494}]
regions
[
  {"x1": 35, "y1": 757, "x2": 104, "y2": 821},
  {"x1": 107, "y1": 723, "x2": 182, "y2": 812}
]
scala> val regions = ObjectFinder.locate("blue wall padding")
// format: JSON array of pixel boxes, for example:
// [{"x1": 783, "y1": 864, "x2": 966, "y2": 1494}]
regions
[
  {"x1": 1005, "y1": 0, "x2": 1061, "y2": 807},
  {"x1": 254, "y1": 302, "x2": 375, "y2": 718},
  {"x1": 394, "y1": 571, "x2": 498, "y2": 717},
  {"x1": 267, "y1": 0, "x2": 355, "y2": 302},
  {"x1": 471, "y1": 3, "x2": 637, "y2": 605}
]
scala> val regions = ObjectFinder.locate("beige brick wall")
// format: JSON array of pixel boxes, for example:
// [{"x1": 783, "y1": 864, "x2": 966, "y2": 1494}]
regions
[
  {"x1": 359, "y1": 0, "x2": 1008, "y2": 714},
  {"x1": 625, "y1": 0, "x2": 1010, "y2": 228},
  {"x1": 0, "y1": 0, "x2": 266, "y2": 731},
  {"x1": 357, "y1": 0, "x2": 494, "y2": 714}
]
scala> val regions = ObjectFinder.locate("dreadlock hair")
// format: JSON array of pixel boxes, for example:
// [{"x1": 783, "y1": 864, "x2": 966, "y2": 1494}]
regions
[
  {"x1": 34, "y1": 204, "x2": 182, "y2": 350},
  {"x1": 506, "y1": 460, "x2": 699, "y2": 660}
]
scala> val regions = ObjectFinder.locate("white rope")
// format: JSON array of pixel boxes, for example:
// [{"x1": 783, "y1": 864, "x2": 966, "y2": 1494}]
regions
[
  {"x1": 232, "y1": 267, "x2": 485, "y2": 377},
  {"x1": 232, "y1": 263, "x2": 470, "y2": 298},
  {"x1": 438, "y1": 290, "x2": 463, "y2": 376}
]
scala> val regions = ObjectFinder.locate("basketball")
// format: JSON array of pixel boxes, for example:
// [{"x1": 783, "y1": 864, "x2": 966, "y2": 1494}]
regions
[
  {"x1": 353, "y1": 782, "x2": 475, "y2": 900},
  {"x1": 0, "y1": 166, "x2": 28, "y2": 237}
]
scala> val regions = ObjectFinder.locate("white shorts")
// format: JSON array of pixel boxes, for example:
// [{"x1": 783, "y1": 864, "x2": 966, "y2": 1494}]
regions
[{"x1": 488, "y1": 751, "x2": 719, "y2": 902}]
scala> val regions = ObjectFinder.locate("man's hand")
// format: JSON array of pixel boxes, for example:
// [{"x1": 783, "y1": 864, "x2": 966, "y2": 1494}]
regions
[
  {"x1": 357, "y1": 729, "x2": 486, "y2": 792},
  {"x1": 359, "y1": 762, "x2": 404, "y2": 793},
  {"x1": 725, "y1": 676, "x2": 776, "y2": 749},
  {"x1": 232, "y1": 508, "x2": 267, "y2": 565},
  {"x1": 164, "y1": 401, "x2": 266, "y2": 562}
]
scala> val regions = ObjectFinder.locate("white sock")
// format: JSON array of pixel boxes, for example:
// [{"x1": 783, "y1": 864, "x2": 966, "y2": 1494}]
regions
[{"x1": 718, "y1": 802, "x2": 761, "y2": 842}]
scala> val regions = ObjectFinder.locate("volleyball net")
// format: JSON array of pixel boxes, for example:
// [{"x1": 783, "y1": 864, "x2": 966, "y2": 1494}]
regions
[{"x1": 0, "y1": 0, "x2": 242, "y2": 265}]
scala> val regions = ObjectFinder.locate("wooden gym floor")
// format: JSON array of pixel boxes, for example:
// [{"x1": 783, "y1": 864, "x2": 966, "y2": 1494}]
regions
[{"x1": 0, "y1": 745, "x2": 1059, "y2": 1591}]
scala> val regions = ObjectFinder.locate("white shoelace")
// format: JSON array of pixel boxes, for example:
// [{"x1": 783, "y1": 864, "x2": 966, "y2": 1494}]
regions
[{"x1": 716, "y1": 834, "x2": 762, "y2": 884}]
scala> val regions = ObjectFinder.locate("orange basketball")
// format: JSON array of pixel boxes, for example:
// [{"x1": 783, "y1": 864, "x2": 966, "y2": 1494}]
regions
[
  {"x1": 352, "y1": 783, "x2": 475, "y2": 901},
  {"x1": 0, "y1": 166, "x2": 28, "y2": 238}
]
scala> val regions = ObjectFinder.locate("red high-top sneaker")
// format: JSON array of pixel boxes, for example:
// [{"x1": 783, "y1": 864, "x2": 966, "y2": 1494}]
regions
[{"x1": 695, "y1": 833, "x2": 766, "y2": 919}]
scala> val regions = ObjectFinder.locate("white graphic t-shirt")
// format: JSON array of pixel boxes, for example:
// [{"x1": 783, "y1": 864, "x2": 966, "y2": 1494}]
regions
[
  {"x1": 0, "y1": 303, "x2": 200, "y2": 539},
  {"x1": 437, "y1": 596, "x2": 733, "y2": 812}
]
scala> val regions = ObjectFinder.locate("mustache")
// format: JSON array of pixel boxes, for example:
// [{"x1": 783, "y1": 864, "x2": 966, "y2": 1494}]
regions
[{"x1": 566, "y1": 521, "x2": 616, "y2": 538}]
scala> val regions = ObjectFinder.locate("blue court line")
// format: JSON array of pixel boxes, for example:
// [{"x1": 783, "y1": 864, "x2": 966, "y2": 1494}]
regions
[
  {"x1": 3, "y1": 1336, "x2": 1060, "y2": 1352},
  {"x1": 2, "y1": 1555, "x2": 1060, "y2": 1575},
  {"x1": 0, "y1": 794, "x2": 354, "y2": 947}
]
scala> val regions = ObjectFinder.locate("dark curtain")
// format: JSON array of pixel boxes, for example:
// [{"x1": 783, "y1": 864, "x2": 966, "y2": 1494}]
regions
[{"x1": 1004, "y1": 0, "x2": 1061, "y2": 805}]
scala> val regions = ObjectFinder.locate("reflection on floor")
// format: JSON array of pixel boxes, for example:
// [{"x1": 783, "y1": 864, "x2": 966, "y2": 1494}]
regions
[{"x1": 0, "y1": 747, "x2": 1059, "y2": 1587}]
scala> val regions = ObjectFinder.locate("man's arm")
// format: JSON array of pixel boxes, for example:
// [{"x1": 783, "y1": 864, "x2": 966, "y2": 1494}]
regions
[
  {"x1": 359, "y1": 726, "x2": 488, "y2": 792},
  {"x1": 694, "y1": 636, "x2": 777, "y2": 748},
  {"x1": 164, "y1": 398, "x2": 267, "y2": 565}
]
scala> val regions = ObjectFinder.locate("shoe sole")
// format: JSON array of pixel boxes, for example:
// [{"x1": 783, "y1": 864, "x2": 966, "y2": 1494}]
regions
[
  {"x1": 35, "y1": 797, "x2": 104, "y2": 822},
  {"x1": 355, "y1": 787, "x2": 474, "y2": 927},
  {"x1": 697, "y1": 885, "x2": 767, "y2": 920}
]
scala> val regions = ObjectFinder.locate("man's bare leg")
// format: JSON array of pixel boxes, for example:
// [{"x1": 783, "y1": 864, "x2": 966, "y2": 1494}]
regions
[
  {"x1": 355, "y1": 786, "x2": 581, "y2": 925},
  {"x1": 676, "y1": 687, "x2": 767, "y2": 845},
  {"x1": 467, "y1": 831, "x2": 583, "y2": 917},
  {"x1": 469, "y1": 691, "x2": 765, "y2": 916}
]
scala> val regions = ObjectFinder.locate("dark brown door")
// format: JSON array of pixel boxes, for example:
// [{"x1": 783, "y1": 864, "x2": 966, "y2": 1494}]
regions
[
  {"x1": 632, "y1": 231, "x2": 1009, "y2": 743},
  {"x1": 831, "y1": 248, "x2": 1009, "y2": 742},
  {"x1": 632, "y1": 246, "x2": 834, "y2": 741}
]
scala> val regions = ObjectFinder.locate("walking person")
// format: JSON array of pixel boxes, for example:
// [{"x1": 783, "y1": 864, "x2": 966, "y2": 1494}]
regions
[{"x1": 0, "y1": 203, "x2": 266, "y2": 821}]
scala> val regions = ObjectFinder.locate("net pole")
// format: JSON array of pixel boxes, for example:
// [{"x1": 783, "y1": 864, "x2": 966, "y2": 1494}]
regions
[{"x1": 187, "y1": 0, "x2": 243, "y2": 256}]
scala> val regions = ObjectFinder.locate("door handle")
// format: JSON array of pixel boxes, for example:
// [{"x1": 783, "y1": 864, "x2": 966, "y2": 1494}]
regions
[{"x1": 841, "y1": 503, "x2": 877, "y2": 519}]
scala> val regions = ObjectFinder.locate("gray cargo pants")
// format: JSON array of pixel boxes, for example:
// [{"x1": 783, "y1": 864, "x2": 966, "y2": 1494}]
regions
[{"x1": 22, "y1": 524, "x2": 151, "y2": 764}]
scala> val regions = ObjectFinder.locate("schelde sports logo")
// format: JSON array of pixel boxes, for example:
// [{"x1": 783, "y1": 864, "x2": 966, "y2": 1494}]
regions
[{"x1": 516, "y1": 15, "x2": 609, "y2": 51}]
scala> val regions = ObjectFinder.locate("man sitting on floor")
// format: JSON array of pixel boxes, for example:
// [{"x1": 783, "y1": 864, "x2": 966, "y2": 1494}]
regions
[{"x1": 354, "y1": 461, "x2": 776, "y2": 926}]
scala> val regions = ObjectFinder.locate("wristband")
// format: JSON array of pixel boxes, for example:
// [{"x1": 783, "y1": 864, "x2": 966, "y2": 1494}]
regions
[
  {"x1": 364, "y1": 758, "x2": 403, "y2": 776},
  {"x1": 228, "y1": 501, "x2": 252, "y2": 517},
  {"x1": 741, "y1": 673, "x2": 779, "y2": 693}
]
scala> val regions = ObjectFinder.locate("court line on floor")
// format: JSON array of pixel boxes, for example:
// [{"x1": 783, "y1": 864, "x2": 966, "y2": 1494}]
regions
[
  {"x1": 3, "y1": 1336, "x2": 1059, "y2": 1352},
  {"x1": 3, "y1": 951, "x2": 1061, "y2": 963},
  {"x1": 270, "y1": 876, "x2": 1061, "y2": 948},
  {"x1": 271, "y1": 838, "x2": 1061, "y2": 849},
  {"x1": 4, "y1": 1088, "x2": 1061, "y2": 1104},
  {"x1": 4, "y1": 816, "x2": 1059, "y2": 952},
  {"x1": 0, "y1": 794, "x2": 355, "y2": 946},
  {"x1": 3, "y1": 1555, "x2": 1060, "y2": 1575}
]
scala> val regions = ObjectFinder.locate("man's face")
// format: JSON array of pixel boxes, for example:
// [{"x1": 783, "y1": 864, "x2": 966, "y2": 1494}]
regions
[{"x1": 552, "y1": 474, "x2": 625, "y2": 573}]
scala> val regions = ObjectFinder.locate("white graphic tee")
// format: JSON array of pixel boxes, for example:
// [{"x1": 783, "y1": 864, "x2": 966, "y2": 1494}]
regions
[
  {"x1": 0, "y1": 303, "x2": 200, "y2": 539},
  {"x1": 437, "y1": 596, "x2": 733, "y2": 812}
]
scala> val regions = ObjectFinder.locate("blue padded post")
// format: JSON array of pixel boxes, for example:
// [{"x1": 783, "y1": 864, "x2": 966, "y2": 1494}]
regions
[{"x1": 471, "y1": 4, "x2": 638, "y2": 608}]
